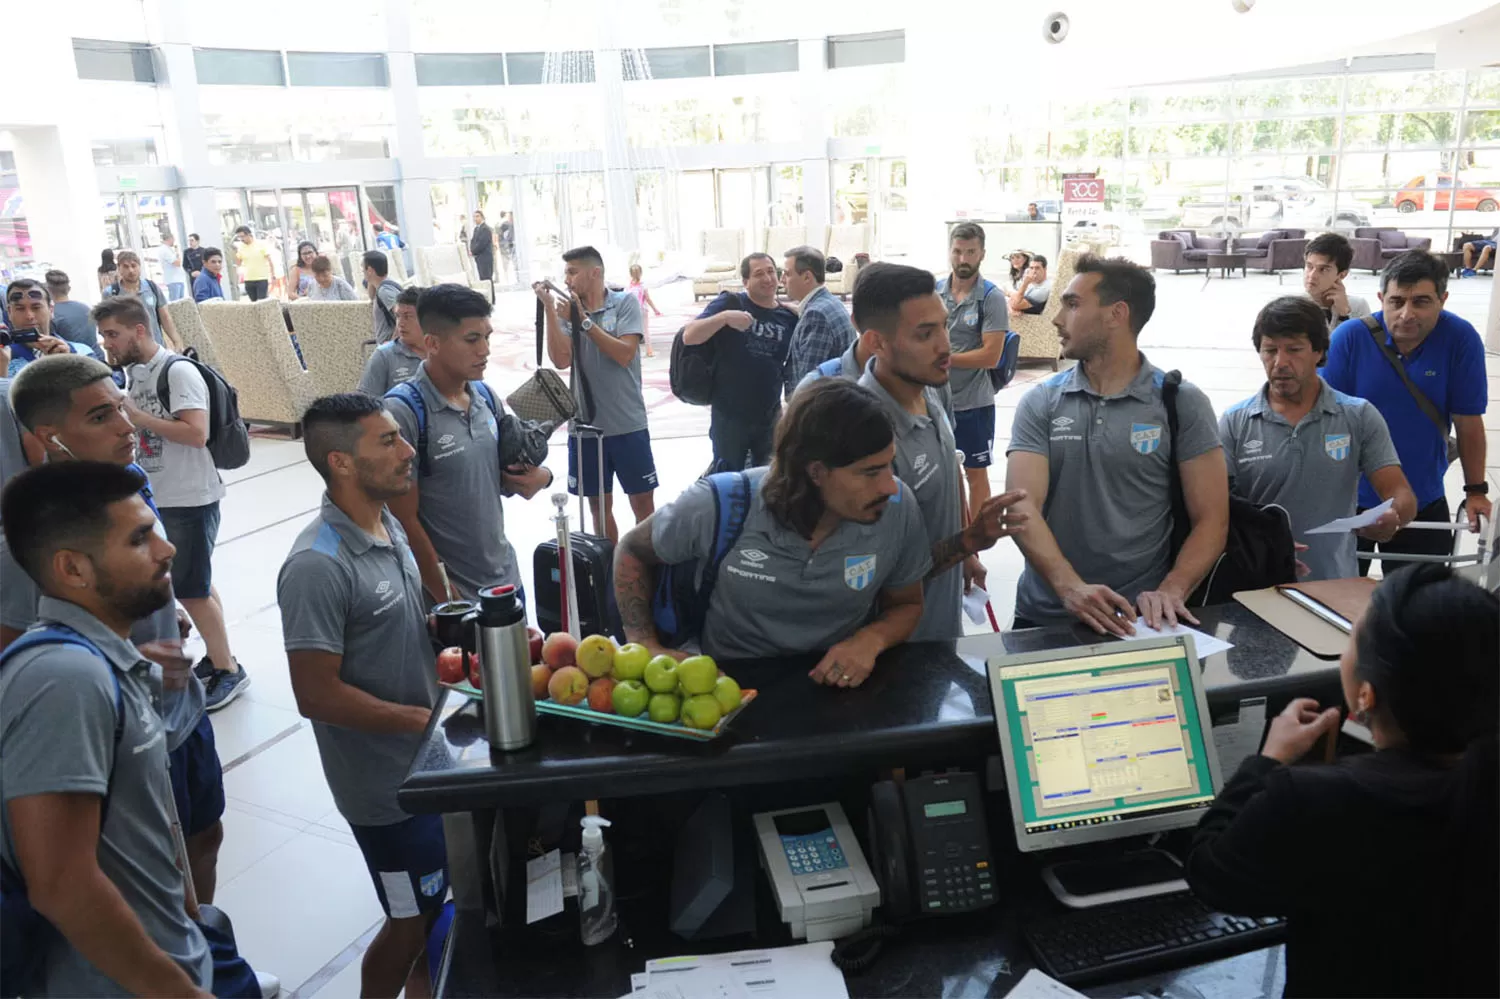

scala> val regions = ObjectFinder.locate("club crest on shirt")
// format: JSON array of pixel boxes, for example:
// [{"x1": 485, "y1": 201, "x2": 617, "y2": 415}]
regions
[
  {"x1": 1130, "y1": 423, "x2": 1162, "y2": 455},
  {"x1": 1325, "y1": 434, "x2": 1351, "y2": 461},
  {"x1": 845, "y1": 554, "x2": 877, "y2": 591},
  {"x1": 419, "y1": 870, "x2": 446, "y2": 897}
]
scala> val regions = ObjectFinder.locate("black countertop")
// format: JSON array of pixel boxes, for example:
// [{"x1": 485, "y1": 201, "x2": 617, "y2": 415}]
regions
[{"x1": 400, "y1": 603, "x2": 1338, "y2": 814}]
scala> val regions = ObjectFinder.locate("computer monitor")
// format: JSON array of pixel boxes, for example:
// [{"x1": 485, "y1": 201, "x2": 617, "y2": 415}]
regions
[{"x1": 988, "y1": 636, "x2": 1223, "y2": 853}]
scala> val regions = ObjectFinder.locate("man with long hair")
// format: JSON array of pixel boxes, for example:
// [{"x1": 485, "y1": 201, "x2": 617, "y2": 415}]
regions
[{"x1": 614, "y1": 379, "x2": 932, "y2": 688}]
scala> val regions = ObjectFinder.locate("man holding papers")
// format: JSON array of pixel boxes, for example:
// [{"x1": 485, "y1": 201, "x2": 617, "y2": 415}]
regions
[{"x1": 1219, "y1": 297, "x2": 1416, "y2": 580}]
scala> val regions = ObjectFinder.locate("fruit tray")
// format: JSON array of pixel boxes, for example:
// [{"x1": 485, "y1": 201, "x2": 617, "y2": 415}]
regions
[{"x1": 442, "y1": 680, "x2": 758, "y2": 743}]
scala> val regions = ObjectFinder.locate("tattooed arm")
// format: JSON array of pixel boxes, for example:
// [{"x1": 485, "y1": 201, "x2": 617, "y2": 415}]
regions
[
  {"x1": 614, "y1": 517, "x2": 689, "y2": 660},
  {"x1": 926, "y1": 489, "x2": 1029, "y2": 580}
]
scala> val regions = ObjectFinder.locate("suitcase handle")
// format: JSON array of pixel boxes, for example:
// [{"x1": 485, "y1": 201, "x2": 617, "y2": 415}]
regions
[{"x1": 573, "y1": 424, "x2": 605, "y2": 535}]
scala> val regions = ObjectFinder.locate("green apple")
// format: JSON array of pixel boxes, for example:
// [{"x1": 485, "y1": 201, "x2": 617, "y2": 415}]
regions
[
  {"x1": 677, "y1": 655, "x2": 718, "y2": 696},
  {"x1": 712, "y1": 675, "x2": 742, "y2": 715},
  {"x1": 644, "y1": 655, "x2": 680, "y2": 693},
  {"x1": 648, "y1": 692, "x2": 681, "y2": 723},
  {"x1": 611, "y1": 679, "x2": 649, "y2": 718},
  {"x1": 613, "y1": 643, "x2": 650, "y2": 681},
  {"x1": 682, "y1": 693, "x2": 723, "y2": 730}
]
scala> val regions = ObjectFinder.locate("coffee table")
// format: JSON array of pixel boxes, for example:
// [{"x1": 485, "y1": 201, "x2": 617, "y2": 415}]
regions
[
  {"x1": 1207, "y1": 252, "x2": 1248, "y2": 278},
  {"x1": 1435, "y1": 250, "x2": 1465, "y2": 275}
]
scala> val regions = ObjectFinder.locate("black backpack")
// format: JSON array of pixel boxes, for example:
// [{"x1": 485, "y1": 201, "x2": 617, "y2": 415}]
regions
[
  {"x1": 1163, "y1": 370, "x2": 1296, "y2": 605},
  {"x1": 670, "y1": 326, "x2": 716, "y2": 407},
  {"x1": 156, "y1": 352, "x2": 251, "y2": 470}
]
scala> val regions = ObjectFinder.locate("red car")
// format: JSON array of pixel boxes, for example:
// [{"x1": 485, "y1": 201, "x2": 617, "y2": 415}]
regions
[{"x1": 1395, "y1": 175, "x2": 1499, "y2": 213}]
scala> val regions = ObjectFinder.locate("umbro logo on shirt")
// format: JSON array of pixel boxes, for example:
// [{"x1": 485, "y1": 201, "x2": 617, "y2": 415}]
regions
[
  {"x1": 1244, "y1": 439, "x2": 1263, "y2": 452},
  {"x1": 740, "y1": 549, "x2": 769, "y2": 564},
  {"x1": 912, "y1": 454, "x2": 929, "y2": 472},
  {"x1": 437, "y1": 434, "x2": 456, "y2": 448},
  {"x1": 376, "y1": 580, "x2": 392, "y2": 596},
  {"x1": 1052, "y1": 416, "x2": 1074, "y2": 428}
]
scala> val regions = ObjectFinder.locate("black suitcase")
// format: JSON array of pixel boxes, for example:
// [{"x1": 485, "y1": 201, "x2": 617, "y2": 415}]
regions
[{"x1": 532, "y1": 425, "x2": 621, "y2": 639}]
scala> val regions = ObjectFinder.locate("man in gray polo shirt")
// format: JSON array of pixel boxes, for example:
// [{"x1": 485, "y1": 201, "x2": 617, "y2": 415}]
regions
[
  {"x1": 1221, "y1": 296, "x2": 1415, "y2": 581},
  {"x1": 937, "y1": 222, "x2": 1010, "y2": 513},
  {"x1": 280, "y1": 394, "x2": 445, "y2": 998},
  {"x1": 538, "y1": 245, "x2": 657, "y2": 543},
  {"x1": 853, "y1": 263, "x2": 1029, "y2": 640},
  {"x1": 616, "y1": 379, "x2": 929, "y2": 687},
  {"x1": 386, "y1": 284, "x2": 552, "y2": 603},
  {"x1": 1, "y1": 463, "x2": 212, "y2": 998},
  {"x1": 358, "y1": 285, "x2": 426, "y2": 397},
  {"x1": 1006, "y1": 255, "x2": 1228, "y2": 634}
]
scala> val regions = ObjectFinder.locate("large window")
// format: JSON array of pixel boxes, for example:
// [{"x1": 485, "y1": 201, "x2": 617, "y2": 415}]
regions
[
  {"x1": 194, "y1": 48, "x2": 285, "y2": 86},
  {"x1": 827, "y1": 31, "x2": 903, "y2": 70},
  {"x1": 202, "y1": 88, "x2": 395, "y2": 163},
  {"x1": 642, "y1": 46, "x2": 712, "y2": 80},
  {"x1": 73, "y1": 39, "x2": 158, "y2": 83},
  {"x1": 416, "y1": 54, "x2": 507, "y2": 86},
  {"x1": 714, "y1": 41, "x2": 798, "y2": 77},
  {"x1": 286, "y1": 52, "x2": 388, "y2": 88},
  {"x1": 506, "y1": 52, "x2": 595, "y2": 86}
]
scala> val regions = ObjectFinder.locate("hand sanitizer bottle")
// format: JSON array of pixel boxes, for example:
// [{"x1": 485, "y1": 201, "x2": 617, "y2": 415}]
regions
[{"x1": 578, "y1": 816, "x2": 618, "y2": 945}]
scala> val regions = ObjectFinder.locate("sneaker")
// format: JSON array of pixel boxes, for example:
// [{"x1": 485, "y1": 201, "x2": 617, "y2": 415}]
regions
[
  {"x1": 204, "y1": 664, "x2": 251, "y2": 712},
  {"x1": 192, "y1": 655, "x2": 216, "y2": 682},
  {"x1": 1462, "y1": 268, "x2": 1477, "y2": 277},
  {"x1": 255, "y1": 971, "x2": 281, "y2": 998}
]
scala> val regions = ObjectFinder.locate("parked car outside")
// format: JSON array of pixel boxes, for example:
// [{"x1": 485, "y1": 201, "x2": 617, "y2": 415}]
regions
[{"x1": 1395, "y1": 175, "x2": 1500, "y2": 213}]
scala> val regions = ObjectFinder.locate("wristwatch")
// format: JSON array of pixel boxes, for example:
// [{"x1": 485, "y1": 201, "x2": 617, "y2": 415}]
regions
[
  {"x1": 1464, "y1": 482, "x2": 1490, "y2": 495},
  {"x1": 579, "y1": 317, "x2": 595, "y2": 334}
]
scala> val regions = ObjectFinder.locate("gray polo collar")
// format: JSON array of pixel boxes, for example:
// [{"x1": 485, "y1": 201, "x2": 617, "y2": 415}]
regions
[
  {"x1": 938, "y1": 274, "x2": 987, "y2": 306},
  {"x1": 316, "y1": 493, "x2": 399, "y2": 558},
  {"x1": 1060, "y1": 352, "x2": 1162, "y2": 403},
  {"x1": 35, "y1": 596, "x2": 149, "y2": 675},
  {"x1": 412, "y1": 363, "x2": 475, "y2": 415},
  {"x1": 857, "y1": 359, "x2": 930, "y2": 434},
  {"x1": 1242, "y1": 377, "x2": 1342, "y2": 424},
  {"x1": 388, "y1": 339, "x2": 424, "y2": 362}
]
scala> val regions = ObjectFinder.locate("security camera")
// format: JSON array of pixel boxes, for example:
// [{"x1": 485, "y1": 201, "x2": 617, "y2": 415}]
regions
[
  {"x1": 1231, "y1": 0, "x2": 1255, "y2": 10},
  {"x1": 1043, "y1": 11, "x2": 1070, "y2": 43}
]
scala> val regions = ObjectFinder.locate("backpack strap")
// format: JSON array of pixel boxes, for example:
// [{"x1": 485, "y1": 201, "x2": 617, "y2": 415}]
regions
[
  {"x1": 385, "y1": 382, "x2": 430, "y2": 476},
  {"x1": 700, "y1": 471, "x2": 754, "y2": 607},
  {"x1": 125, "y1": 463, "x2": 160, "y2": 516},
  {"x1": 155, "y1": 355, "x2": 184, "y2": 414}
]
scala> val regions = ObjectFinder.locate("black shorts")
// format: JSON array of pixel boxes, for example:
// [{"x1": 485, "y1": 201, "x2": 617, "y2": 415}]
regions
[
  {"x1": 159, "y1": 503, "x2": 221, "y2": 599},
  {"x1": 168, "y1": 713, "x2": 225, "y2": 837}
]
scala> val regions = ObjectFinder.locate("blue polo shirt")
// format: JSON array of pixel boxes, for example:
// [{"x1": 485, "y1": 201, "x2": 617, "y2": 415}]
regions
[
  {"x1": 1324, "y1": 310, "x2": 1487, "y2": 509},
  {"x1": 193, "y1": 270, "x2": 224, "y2": 303}
]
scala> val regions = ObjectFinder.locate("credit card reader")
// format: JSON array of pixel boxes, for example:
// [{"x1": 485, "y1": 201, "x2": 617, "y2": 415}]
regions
[{"x1": 753, "y1": 802, "x2": 880, "y2": 942}]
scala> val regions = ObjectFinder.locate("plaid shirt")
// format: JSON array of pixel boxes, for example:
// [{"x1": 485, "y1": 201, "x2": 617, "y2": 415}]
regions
[{"x1": 783, "y1": 286, "x2": 858, "y2": 400}]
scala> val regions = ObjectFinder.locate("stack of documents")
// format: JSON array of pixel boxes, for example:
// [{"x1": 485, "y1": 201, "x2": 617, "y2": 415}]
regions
[{"x1": 619, "y1": 941, "x2": 849, "y2": 999}]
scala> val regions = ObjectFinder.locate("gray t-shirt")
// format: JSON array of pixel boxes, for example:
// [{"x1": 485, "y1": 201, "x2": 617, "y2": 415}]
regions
[
  {"x1": 652, "y1": 467, "x2": 932, "y2": 660},
  {"x1": 386, "y1": 364, "x2": 519, "y2": 599},
  {"x1": 358, "y1": 340, "x2": 423, "y2": 397},
  {"x1": 0, "y1": 598, "x2": 212, "y2": 996},
  {"x1": 278, "y1": 496, "x2": 438, "y2": 826},
  {"x1": 1008, "y1": 355, "x2": 1222, "y2": 622},
  {"x1": 1220, "y1": 379, "x2": 1400, "y2": 581},
  {"x1": 372, "y1": 279, "x2": 402, "y2": 343},
  {"x1": 1023, "y1": 280, "x2": 1052, "y2": 309},
  {"x1": 308, "y1": 276, "x2": 361, "y2": 302},
  {"x1": 50, "y1": 301, "x2": 102, "y2": 358},
  {"x1": 857, "y1": 362, "x2": 963, "y2": 641},
  {"x1": 937, "y1": 275, "x2": 1009, "y2": 412},
  {"x1": 561, "y1": 290, "x2": 647, "y2": 437}
]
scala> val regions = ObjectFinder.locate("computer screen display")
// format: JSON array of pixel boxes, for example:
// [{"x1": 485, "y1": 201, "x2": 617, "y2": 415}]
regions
[{"x1": 989, "y1": 638, "x2": 1222, "y2": 851}]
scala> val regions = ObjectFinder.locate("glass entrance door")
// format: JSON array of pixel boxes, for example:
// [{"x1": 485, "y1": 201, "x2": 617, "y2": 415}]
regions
[
  {"x1": 477, "y1": 179, "x2": 516, "y2": 285},
  {"x1": 521, "y1": 175, "x2": 562, "y2": 282}
]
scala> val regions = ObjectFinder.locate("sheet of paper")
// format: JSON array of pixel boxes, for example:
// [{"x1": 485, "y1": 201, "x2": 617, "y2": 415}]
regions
[
  {"x1": 1305, "y1": 497, "x2": 1393, "y2": 535},
  {"x1": 1006, "y1": 968, "x2": 1087, "y2": 999},
  {"x1": 631, "y1": 973, "x2": 648, "y2": 993},
  {"x1": 524, "y1": 849, "x2": 563, "y2": 925},
  {"x1": 646, "y1": 941, "x2": 847, "y2": 999},
  {"x1": 963, "y1": 585, "x2": 992, "y2": 626},
  {"x1": 1121, "y1": 617, "x2": 1234, "y2": 659}
]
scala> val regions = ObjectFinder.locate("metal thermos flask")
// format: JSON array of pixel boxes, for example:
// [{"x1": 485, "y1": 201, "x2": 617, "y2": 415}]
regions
[{"x1": 471, "y1": 584, "x2": 535, "y2": 751}]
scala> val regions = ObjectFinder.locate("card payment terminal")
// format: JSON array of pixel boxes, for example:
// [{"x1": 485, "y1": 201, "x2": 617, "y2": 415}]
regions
[{"x1": 753, "y1": 802, "x2": 880, "y2": 942}]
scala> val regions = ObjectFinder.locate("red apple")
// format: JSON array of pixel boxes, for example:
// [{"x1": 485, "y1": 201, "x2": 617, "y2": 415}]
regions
[
  {"x1": 542, "y1": 632, "x2": 579, "y2": 669},
  {"x1": 547, "y1": 665, "x2": 589, "y2": 705},
  {"x1": 531, "y1": 663, "x2": 553, "y2": 699},
  {"x1": 587, "y1": 676, "x2": 618, "y2": 712},
  {"x1": 468, "y1": 651, "x2": 483, "y2": 689},
  {"x1": 436, "y1": 647, "x2": 465, "y2": 685},
  {"x1": 528, "y1": 627, "x2": 545, "y2": 665}
]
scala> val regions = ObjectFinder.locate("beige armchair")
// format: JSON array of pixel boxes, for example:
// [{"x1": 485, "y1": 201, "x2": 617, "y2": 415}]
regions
[
  {"x1": 417, "y1": 243, "x2": 488, "y2": 294},
  {"x1": 286, "y1": 301, "x2": 375, "y2": 397},
  {"x1": 823, "y1": 224, "x2": 871, "y2": 298},
  {"x1": 346, "y1": 248, "x2": 411, "y2": 289},
  {"x1": 693, "y1": 228, "x2": 745, "y2": 300},
  {"x1": 1005, "y1": 247, "x2": 1075, "y2": 370},
  {"x1": 764, "y1": 225, "x2": 811, "y2": 262},
  {"x1": 164, "y1": 298, "x2": 222, "y2": 371},
  {"x1": 198, "y1": 300, "x2": 317, "y2": 431}
]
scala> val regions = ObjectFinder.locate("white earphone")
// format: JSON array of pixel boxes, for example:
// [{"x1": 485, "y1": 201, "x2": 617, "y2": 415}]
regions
[{"x1": 50, "y1": 435, "x2": 77, "y2": 458}]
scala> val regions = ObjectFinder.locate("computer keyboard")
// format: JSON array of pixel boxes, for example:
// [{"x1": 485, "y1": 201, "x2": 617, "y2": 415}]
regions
[{"x1": 1023, "y1": 892, "x2": 1286, "y2": 986}]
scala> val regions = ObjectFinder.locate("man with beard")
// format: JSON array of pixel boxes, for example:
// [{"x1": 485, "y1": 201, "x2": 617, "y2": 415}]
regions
[
  {"x1": 278, "y1": 394, "x2": 443, "y2": 998},
  {"x1": 937, "y1": 223, "x2": 1010, "y2": 512},
  {"x1": 93, "y1": 296, "x2": 248, "y2": 711},
  {"x1": 0, "y1": 462, "x2": 213, "y2": 997},
  {"x1": 853, "y1": 263, "x2": 1029, "y2": 639},
  {"x1": 1005, "y1": 255, "x2": 1228, "y2": 635}
]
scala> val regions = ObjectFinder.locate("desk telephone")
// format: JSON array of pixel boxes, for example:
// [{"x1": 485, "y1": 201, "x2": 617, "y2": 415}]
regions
[{"x1": 868, "y1": 772, "x2": 997, "y2": 921}]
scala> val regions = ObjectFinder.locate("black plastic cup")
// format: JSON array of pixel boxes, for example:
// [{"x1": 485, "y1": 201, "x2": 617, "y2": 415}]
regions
[{"x1": 433, "y1": 599, "x2": 478, "y2": 652}]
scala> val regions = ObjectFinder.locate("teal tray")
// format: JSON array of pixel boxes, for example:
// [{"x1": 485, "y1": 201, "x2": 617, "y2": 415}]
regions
[{"x1": 442, "y1": 679, "x2": 757, "y2": 743}]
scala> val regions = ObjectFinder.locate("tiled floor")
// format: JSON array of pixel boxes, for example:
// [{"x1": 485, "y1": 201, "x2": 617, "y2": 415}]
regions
[{"x1": 202, "y1": 270, "x2": 1500, "y2": 996}]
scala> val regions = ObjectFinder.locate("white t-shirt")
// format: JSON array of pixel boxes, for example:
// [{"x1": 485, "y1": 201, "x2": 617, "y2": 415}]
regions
[
  {"x1": 127, "y1": 348, "x2": 226, "y2": 509},
  {"x1": 156, "y1": 244, "x2": 187, "y2": 284}
]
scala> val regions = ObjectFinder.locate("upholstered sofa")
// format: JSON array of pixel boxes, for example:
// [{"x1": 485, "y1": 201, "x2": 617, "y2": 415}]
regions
[
  {"x1": 286, "y1": 301, "x2": 375, "y2": 397},
  {"x1": 823, "y1": 224, "x2": 871, "y2": 297},
  {"x1": 1149, "y1": 230, "x2": 1231, "y2": 273},
  {"x1": 164, "y1": 298, "x2": 222, "y2": 371},
  {"x1": 198, "y1": 300, "x2": 316, "y2": 431},
  {"x1": 1350, "y1": 228, "x2": 1433, "y2": 274},
  {"x1": 693, "y1": 228, "x2": 745, "y2": 300},
  {"x1": 1007, "y1": 247, "x2": 1075, "y2": 370},
  {"x1": 1240, "y1": 228, "x2": 1308, "y2": 273}
]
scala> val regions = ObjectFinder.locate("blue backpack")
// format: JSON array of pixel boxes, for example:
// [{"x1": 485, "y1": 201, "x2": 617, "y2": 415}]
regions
[
  {"x1": 0, "y1": 627, "x2": 123, "y2": 999},
  {"x1": 651, "y1": 472, "x2": 754, "y2": 649},
  {"x1": 970, "y1": 280, "x2": 1023, "y2": 392},
  {"x1": 385, "y1": 380, "x2": 500, "y2": 477}
]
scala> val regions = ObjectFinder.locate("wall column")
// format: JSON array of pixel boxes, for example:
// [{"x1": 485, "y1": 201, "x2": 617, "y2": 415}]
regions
[{"x1": 798, "y1": 37, "x2": 830, "y2": 241}]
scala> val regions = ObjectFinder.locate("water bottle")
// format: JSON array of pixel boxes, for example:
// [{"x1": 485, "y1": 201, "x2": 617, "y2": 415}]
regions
[{"x1": 470, "y1": 584, "x2": 535, "y2": 751}]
